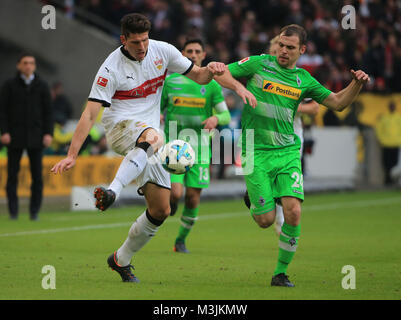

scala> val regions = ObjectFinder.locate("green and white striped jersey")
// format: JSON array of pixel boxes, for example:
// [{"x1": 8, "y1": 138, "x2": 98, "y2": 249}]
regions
[{"x1": 228, "y1": 54, "x2": 332, "y2": 151}]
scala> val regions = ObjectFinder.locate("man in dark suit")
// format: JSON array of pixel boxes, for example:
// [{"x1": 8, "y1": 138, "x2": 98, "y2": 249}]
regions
[{"x1": 0, "y1": 53, "x2": 53, "y2": 220}]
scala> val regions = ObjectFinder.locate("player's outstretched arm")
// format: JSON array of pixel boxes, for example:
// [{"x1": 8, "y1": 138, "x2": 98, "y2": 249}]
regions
[
  {"x1": 50, "y1": 101, "x2": 102, "y2": 174},
  {"x1": 322, "y1": 69, "x2": 370, "y2": 112},
  {"x1": 214, "y1": 69, "x2": 257, "y2": 108},
  {"x1": 185, "y1": 62, "x2": 226, "y2": 85}
]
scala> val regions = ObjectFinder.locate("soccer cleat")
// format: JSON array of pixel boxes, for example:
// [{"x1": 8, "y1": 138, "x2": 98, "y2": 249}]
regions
[
  {"x1": 173, "y1": 241, "x2": 189, "y2": 253},
  {"x1": 243, "y1": 190, "x2": 251, "y2": 210},
  {"x1": 271, "y1": 273, "x2": 295, "y2": 287},
  {"x1": 94, "y1": 187, "x2": 116, "y2": 211},
  {"x1": 107, "y1": 252, "x2": 139, "y2": 283}
]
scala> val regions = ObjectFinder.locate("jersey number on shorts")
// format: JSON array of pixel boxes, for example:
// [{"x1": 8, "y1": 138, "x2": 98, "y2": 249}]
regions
[
  {"x1": 199, "y1": 167, "x2": 209, "y2": 182},
  {"x1": 291, "y1": 172, "x2": 303, "y2": 188}
]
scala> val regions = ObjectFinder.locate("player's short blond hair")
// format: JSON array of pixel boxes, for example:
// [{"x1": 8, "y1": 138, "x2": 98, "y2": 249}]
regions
[
  {"x1": 269, "y1": 36, "x2": 280, "y2": 55},
  {"x1": 270, "y1": 35, "x2": 279, "y2": 46}
]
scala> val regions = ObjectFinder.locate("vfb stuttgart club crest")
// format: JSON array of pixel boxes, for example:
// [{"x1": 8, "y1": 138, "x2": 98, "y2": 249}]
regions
[{"x1": 154, "y1": 57, "x2": 163, "y2": 70}]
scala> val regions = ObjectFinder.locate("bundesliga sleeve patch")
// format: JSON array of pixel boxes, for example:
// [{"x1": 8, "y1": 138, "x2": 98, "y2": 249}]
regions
[
  {"x1": 238, "y1": 57, "x2": 250, "y2": 65},
  {"x1": 96, "y1": 76, "x2": 108, "y2": 87}
]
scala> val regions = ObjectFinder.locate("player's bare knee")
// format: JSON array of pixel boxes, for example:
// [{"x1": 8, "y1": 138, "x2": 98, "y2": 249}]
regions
[
  {"x1": 138, "y1": 128, "x2": 164, "y2": 153},
  {"x1": 153, "y1": 133, "x2": 164, "y2": 151},
  {"x1": 146, "y1": 131, "x2": 164, "y2": 152},
  {"x1": 254, "y1": 213, "x2": 275, "y2": 229},
  {"x1": 257, "y1": 219, "x2": 274, "y2": 229},
  {"x1": 149, "y1": 206, "x2": 170, "y2": 220},
  {"x1": 170, "y1": 191, "x2": 182, "y2": 203},
  {"x1": 170, "y1": 186, "x2": 183, "y2": 202}
]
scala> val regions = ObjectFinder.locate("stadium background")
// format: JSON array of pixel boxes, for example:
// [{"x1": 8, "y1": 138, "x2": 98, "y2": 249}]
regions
[
  {"x1": 0, "y1": 0, "x2": 400, "y2": 206},
  {"x1": 0, "y1": 0, "x2": 401, "y2": 303}
]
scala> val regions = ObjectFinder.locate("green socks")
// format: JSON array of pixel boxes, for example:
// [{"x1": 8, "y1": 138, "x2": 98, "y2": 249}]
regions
[
  {"x1": 274, "y1": 223, "x2": 301, "y2": 276},
  {"x1": 175, "y1": 206, "x2": 199, "y2": 244}
]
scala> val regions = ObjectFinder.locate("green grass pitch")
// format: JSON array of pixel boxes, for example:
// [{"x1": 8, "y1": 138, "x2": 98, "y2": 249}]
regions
[{"x1": 0, "y1": 190, "x2": 400, "y2": 300}]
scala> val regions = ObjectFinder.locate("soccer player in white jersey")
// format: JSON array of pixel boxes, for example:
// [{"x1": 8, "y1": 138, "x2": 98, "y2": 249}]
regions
[{"x1": 51, "y1": 13, "x2": 255, "y2": 283}]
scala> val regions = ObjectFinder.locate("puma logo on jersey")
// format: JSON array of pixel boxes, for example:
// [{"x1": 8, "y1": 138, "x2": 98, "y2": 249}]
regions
[{"x1": 129, "y1": 159, "x2": 139, "y2": 167}]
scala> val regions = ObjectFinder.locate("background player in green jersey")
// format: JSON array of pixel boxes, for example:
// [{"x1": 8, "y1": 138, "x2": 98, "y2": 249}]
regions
[
  {"x1": 161, "y1": 39, "x2": 231, "y2": 253},
  {"x1": 215, "y1": 24, "x2": 370, "y2": 287}
]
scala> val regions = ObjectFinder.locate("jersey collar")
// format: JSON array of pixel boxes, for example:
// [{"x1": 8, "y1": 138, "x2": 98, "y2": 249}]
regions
[
  {"x1": 120, "y1": 46, "x2": 148, "y2": 62},
  {"x1": 120, "y1": 46, "x2": 137, "y2": 61}
]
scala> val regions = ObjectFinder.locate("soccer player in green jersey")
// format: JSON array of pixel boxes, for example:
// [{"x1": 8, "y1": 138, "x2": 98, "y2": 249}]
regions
[
  {"x1": 246, "y1": 35, "x2": 320, "y2": 237},
  {"x1": 161, "y1": 39, "x2": 232, "y2": 253},
  {"x1": 215, "y1": 24, "x2": 370, "y2": 287}
]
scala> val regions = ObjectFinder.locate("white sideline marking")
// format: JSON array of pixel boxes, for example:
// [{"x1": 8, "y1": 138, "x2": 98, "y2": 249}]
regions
[{"x1": 1, "y1": 196, "x2": 400, "y2": 237}]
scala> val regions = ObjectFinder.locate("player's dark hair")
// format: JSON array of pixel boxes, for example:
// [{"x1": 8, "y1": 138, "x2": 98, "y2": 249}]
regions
[
  {"x1": 280, "y1": 24, "x2": 307, "y2": 47},
  {"x1": 183, "y1": 39, "x2": 205, "y2": 51},
  {"x1": 120, "y1": 13, "x2": 151, "y2": 37},
  {"x1": 17, "y1": 52, "x2": 35, "y2": 63}
]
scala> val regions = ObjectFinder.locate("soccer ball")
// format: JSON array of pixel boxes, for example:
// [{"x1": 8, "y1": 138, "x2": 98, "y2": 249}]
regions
[{"x1": 160, "y1": 140, "x2": 195, "y2": 174}]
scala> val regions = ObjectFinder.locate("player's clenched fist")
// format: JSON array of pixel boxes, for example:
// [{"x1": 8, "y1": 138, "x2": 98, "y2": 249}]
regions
[
  {"x1": 350, "y1": 69, "x2": 370, "y2": 84},
  {"x1": 207, "y1": 62, "x2": 226, "y2": 76},
  {"x1": 50, "y1": 156, "x2": 76, "y2": 174}
]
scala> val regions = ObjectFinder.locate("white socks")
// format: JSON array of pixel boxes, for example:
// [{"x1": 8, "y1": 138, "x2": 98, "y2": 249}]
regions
[
  {"x1": 116, "y1": 210, "x2": 162, "y2": 266},
  {"x1": 108, "y1": 147, "x2": 148, "y2": 199}
]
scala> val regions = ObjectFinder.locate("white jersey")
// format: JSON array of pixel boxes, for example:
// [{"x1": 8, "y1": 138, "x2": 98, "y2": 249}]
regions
[{"x1": 89, "y1": 39, "x2": 193, "y2": 130}]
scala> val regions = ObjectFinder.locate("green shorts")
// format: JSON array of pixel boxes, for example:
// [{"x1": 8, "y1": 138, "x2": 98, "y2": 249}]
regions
[
  {"x1": 170, "y1": 163, "x2": 210, "y2": 188},
  {"x1": 244, "y1": 148, "x2": 304, "y2": 216}
]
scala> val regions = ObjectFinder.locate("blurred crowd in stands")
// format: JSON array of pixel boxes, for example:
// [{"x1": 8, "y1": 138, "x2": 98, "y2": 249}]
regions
[
  {"x1": 45, "y1": 0, "x2": 401, "y2": 93},
  {"x1": 22, "y1": 0, "x2": 400, "y2": 182}
]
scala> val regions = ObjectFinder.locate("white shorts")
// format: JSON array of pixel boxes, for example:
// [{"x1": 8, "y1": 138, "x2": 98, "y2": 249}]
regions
[
  {"x1": 103, "y1": 118, "x2": 153, "y2": 156},
  {"x1": 135, "y1": 151, "x2": 171, "y2": 195},
  {"x1": 102, "y1": 117, "x2": 170, "y2": 194}
]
